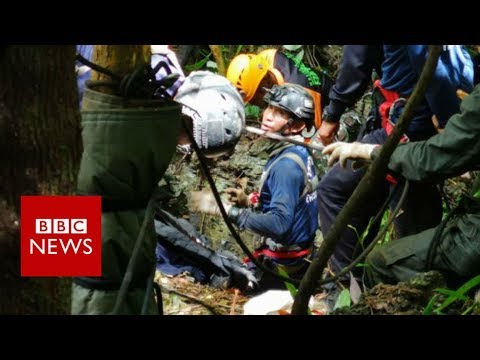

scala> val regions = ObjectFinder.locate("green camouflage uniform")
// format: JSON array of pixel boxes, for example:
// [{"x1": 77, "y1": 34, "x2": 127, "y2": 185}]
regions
[{"x1": 365, "y1": 84, "x2": 480, "y2": 287}]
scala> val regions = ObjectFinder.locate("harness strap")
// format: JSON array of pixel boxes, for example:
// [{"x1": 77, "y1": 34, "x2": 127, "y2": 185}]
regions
[
  {"x1": 253, "y1": 148, "x2": 318, "y2": 261},
  {"x1": 262, "y1": 237, "x2": 310, "y2": 252},
  {"x1": 253, "y1": 247, "x2": 312, "y2": 260},
  {"x1": 373, "y1": 80, "x2": 410, "y2": 141},
  {"x1": 270, "y1": 68, "x2": 285, "y2": 85},
  {"x1": 242, "y1": 246, "x2": 312, "y2": 263},
  {"x1": 305, "y1": 88, "x2": 323, "y2": 131},
  {"x1": 373, "y1": 80, "x2": 410, "y2": 185},
  {"x1": 258, "y1": 152, "x2": 318, "y2": 199}
]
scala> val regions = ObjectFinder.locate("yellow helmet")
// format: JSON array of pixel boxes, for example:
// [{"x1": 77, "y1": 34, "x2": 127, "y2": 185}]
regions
[
  {"x1": 257, "y1": 48, "x2": 277, "y2": 68},
  {"x1": 227, "y1": 49, "x2": 282, "y2": 103},
  {"x1": 258, "y1": 48, "x2": 285, "y2": 86},
  {"x1": 239, "y1": 54, "x2": 272, "y2": 102},
  {"x1": 226, "y1": 53, "x2": 254, "y2": 92}
]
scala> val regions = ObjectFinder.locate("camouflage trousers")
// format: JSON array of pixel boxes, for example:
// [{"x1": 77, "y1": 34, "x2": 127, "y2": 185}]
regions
[{"x1": 365, "y1": 210, "x2": 480, "y2": 288}]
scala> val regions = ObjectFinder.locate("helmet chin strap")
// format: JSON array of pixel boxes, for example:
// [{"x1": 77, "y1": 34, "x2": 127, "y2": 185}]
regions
[
  {"x1": 277, "y1": 117, "x2": 295, "y2": 136},
  {"x1": 301, "y1": 126, "x2": 315, "y2": 139}
]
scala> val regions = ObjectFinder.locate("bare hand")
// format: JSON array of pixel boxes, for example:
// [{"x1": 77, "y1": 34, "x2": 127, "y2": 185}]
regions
[
  {"x1": 225, "y1": 188, "x2": 249, "y2": 207},
  {"x1": 431, "y1": 115, "x2": 444, "y2": 134},
  {"x1": 456, "y1": 89, "x2": 469, "y2": 100},
  {"x1": 318, "y1": 122, "x2": 340, "y2": 146},
  {"x1": 190, "y1": 190, "x2": 230, "y2": 216}
]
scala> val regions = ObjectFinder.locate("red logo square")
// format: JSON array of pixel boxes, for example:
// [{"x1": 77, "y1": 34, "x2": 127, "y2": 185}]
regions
[{"x1": 21, "y1": 196, "x2": 102, "y2": 276}]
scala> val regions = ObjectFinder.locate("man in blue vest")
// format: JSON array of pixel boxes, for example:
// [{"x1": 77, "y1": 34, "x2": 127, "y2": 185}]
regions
[{"x1": 192, "y1": 83, "x2": 319, "y2": 292}]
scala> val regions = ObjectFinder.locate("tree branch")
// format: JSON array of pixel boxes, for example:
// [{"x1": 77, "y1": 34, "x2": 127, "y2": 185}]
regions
[{"x1": 209, "y1": 45, "x2": 226, "y2": 76}]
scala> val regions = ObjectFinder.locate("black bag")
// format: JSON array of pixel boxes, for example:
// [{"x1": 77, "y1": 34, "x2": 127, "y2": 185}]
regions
[{"x1": 154, "y1": 209, "x2": 257, "y2": 291}]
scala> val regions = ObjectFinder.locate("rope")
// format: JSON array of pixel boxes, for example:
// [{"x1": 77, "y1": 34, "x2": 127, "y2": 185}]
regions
[{"x1": 112, "y1": 192, "x2": 158, "y2": 315}]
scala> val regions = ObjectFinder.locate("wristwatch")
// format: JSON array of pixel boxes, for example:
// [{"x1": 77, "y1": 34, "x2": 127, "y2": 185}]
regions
[{"x1": 227, "y1": 206, "x2": 243, "y2": 223}]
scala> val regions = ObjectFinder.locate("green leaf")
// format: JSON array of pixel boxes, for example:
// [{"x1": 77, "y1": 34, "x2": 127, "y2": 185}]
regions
[
  {"x1": 348, "y1": 216, "x2": 376, "y2": 248},
  {"x1": 474, "y1": 189, "x2": 480, "y2": 199},
  {"x1": 423, "y1": 294, "x2": 440, "y2": 315},
  {"x1": 235, "y1": 45, "x2": 244, "y2": 56},
  {"x1": 428, "y1": 275, "x2": 480, "y2": 314},
  {"x1": 277, "y1": 266, "x2": 297, "y2": 298},
  {"x1": 354, "y1": 263, "x2": 370, "y2": 268},
  {"x1": 277, "y1": 266, "x2": 312, "y2": 315},
  {"x1": 462, "y1": 304, "x2": 475, "y2": 315},
  {"x1": 347, "y1": 224, "x2": 361, "y2": 242},
  {"x1": 184, "y1": 52, "x2": 212, "y2": 72},
  {"x1": 435, "y1": 288, "x2": 468, "y2": 301},
  {"x1": 333, "y1": 288, "x2": 351, "y2": 310},
  {"x1": 360, "y1": 216, "x2": 376, "y2": 246},
  {"x1": 245, "y1": 104, "x2": 261, "y2": 119},
  {"x1": 435, "y1": 275, "x2": 480, "y2": 313}
]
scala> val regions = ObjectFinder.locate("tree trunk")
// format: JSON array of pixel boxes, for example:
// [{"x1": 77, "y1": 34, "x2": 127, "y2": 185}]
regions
[
  {"x1": 90, "y1": 45, "x2": 150, "y2": 95},
  {"x1": 0, "y1": 45, "x2": 81, "y2": 314}
]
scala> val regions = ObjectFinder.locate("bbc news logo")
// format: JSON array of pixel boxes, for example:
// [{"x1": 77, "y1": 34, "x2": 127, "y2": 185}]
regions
[
  {"x1": 32, "y1": 219, "x2": 92, "y2": 254},
  {"x1": 21, "y1": 196, "x2": 102, "y2": 276}
]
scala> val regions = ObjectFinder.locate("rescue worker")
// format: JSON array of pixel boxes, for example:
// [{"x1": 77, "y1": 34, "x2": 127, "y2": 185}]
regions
[
  {"x1": 323, "y1": 83, "x2": 480, "y2": 289},
  {"x1": 191, "y1": 83, "x2": 319, "y2": 291},
  {"x1": 72, "y1": 70, "x2": 245, "y2": 314},
  {"x1": 317, "y1": 45, "x2": 474, "y2": 290},
  {"x1": 318, "y1": 45, "x2": 384, "y2": 146},
  {"x1": 227, "y1": 48, "x2": 332, "y2": 132}
]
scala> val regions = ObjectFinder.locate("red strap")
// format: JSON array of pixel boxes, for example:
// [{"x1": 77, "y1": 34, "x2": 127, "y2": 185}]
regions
[
  {"x1": 385, "y1": 174, "x2": 397, "y2": 184},
  {"x1": 373, "y1": 80, "x2": 408, "y2": 184},
  {"x1": 374, "y1": 80, "x2": 401, "y2": 131},
  {"x1": 256, "y1": 247, "x2": 311, "y2": 259},
  {"x1": 243, "y1": 247, "x2": 311, "y2": 263}
]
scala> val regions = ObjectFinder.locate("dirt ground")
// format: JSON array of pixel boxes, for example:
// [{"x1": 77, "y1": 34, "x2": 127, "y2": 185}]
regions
[
  {"x1": 155, "y1": 271, "x2": 250, "y2": 315},
  {"x1": 156, "y1": 269, "x2": 480, "y2": 316}
]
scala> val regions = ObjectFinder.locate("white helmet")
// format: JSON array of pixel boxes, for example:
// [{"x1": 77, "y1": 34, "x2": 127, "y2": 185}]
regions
[{"x1": 174, "y1": 71, "x2": 245, "y2": 158}]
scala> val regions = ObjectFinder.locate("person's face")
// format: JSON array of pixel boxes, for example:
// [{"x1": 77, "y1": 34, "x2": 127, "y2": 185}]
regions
[{"x1": 261, "y1": 105, "x2": 291, "y2": 133}]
